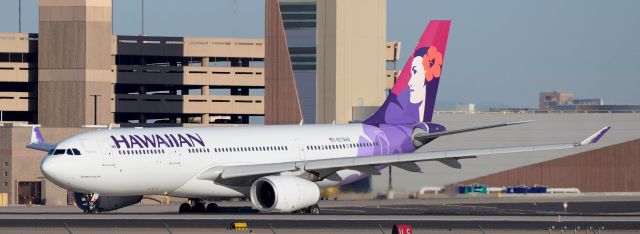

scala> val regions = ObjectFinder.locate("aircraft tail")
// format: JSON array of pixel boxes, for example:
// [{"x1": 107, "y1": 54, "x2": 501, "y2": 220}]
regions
[{"x1": 365, "y1": 20, "x2": 451, "y2": 125}]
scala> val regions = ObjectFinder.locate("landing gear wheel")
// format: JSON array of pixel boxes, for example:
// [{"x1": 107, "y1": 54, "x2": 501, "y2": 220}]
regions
[
  {"x1": 192, "y1": 202, "x2": 206, "y2": 213},
  {"x1": 206, "y1": 203, "x2": 219, "y2": 213},
  {"x1": 179, "y1": 203, "x2": 192, "y2": 213},
  {"x1": 308, "y1": 205, "x2": 320, "y2": 215}
]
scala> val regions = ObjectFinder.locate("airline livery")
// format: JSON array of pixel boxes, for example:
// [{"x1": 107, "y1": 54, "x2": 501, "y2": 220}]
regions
[{"x1": 28, "y1": 20, "x2": 610, "y2": 214}]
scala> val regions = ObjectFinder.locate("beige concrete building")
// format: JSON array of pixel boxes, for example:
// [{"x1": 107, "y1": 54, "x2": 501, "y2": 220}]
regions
[
  {"x1": 0, "y1": 0, "x2": 265, "y2": 205},
  {"x1": 1, "y1": 0, "x2": 265, "y2": 128},
  {"x1": 265, "y1": 0, "x2": 399, "y2": 125}
]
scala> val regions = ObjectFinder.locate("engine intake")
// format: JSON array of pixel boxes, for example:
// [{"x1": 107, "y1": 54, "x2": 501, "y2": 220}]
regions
[{"x1": 250, "y1": 176, "x2": 320, "y2": 213}]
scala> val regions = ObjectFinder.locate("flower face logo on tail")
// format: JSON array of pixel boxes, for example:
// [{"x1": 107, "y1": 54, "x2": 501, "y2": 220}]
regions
[
  {"x1": 423, "y1": 46, "x2": 442, "y2": 82},
  {"x1": 408, "y1": 46, "x2": 442, "y2": 104},
  {"x1": 407, "y1": 46, "x2": 443, "y2": 122}
]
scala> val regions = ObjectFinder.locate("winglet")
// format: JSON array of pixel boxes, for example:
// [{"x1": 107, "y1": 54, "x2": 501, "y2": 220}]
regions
[
  {"x1": 577, "y1": 126, "x2": 611, "y2": 146},
  {"x1": 30, "y1": 126, "x2": 45, "y2": 144}
]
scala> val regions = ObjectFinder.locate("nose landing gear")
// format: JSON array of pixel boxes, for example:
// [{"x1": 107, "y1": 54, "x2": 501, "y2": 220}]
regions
[{"x1": 78, "y1": 193, "x2": 100, "y2": 214}]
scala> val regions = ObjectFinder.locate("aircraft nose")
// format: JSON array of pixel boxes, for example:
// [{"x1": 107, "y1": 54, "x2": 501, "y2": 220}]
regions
[{"x1": 41, "y1": 156, "x2": 69, "y2": 187}]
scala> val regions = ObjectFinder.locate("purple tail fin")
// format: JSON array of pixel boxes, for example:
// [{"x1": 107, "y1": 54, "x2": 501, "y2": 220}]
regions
[{"x1": 365, "y1": 20, "x2": 451, "y2": 125}]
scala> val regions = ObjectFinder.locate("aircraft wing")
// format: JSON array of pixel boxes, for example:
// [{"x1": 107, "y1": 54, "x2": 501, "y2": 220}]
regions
[
  {"x1": 25, "y1": 126, "x2": 56, "y2": 152},
  {"x1": 200, "y1": 126, "x2": 611, "y2": 186}
]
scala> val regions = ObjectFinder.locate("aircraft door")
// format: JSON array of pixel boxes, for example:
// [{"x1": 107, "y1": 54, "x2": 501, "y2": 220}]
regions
[
  {"x1": 169, "y1": 149, "x2": 181, "y2": 166},
  {"x1": 97, "y1": 140, "x2": 116, "y2": 166},
  {"x1": 374, "y1": 130, "x2": 390, "y2": 155},
  {"x1": 294, "y1": 139, "x2": 306, "y2": 161}
]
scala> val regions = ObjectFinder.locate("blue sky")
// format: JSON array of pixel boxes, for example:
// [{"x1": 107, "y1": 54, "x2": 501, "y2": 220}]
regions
[{"x1": 1, "y1": 0, "x2": 639, "y2": 109}]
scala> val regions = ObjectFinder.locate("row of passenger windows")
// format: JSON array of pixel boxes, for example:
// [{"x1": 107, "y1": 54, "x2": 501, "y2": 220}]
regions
[
  {"x1": 118, "y1": 149, "x2": 165, "y2": 155},
  {"x1": 50, "y1": 148, "x2": 82, "y2": 156},
  {"x1": 306, "y1": 142, "x2": 378, "y2": 151},
  {"x1": 116, "y1": 146, "x2": 288, "y2": 155},
  {"x1": 88, "y1": 142, "x2": 377, "y2": 157},
  {"x1": 188, "y1": 148, "x2": 210, "y2": 154},
  {"x1": 213, "y1": 146, "x2": 288, "y2": 153}
]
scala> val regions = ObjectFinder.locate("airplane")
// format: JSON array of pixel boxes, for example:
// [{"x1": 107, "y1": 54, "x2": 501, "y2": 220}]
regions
[{"x1": 27, "y1": 20, "x2": 610, "y2": 214}]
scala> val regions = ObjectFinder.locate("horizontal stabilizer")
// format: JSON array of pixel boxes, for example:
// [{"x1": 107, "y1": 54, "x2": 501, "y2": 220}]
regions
[
  {"x1": 26, "y1": 126, "x2": 55, "y2": 152},
  {"x1": 413, "y1": 120, "x2": 534, "y2": 146}
]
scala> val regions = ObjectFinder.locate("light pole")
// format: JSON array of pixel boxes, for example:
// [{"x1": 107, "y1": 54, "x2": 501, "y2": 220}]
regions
[
  {"x1": 141, "y1": 0, "x2": 145, "y2": 36},
  {"x1": 18, "y1": 0, "x2": 21, "y2": 33}
]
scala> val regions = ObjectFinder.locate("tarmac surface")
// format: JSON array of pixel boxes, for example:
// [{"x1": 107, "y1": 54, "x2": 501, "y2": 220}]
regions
[{"x1": 1, "y1": 195, "x2": 640, "y2": 233}]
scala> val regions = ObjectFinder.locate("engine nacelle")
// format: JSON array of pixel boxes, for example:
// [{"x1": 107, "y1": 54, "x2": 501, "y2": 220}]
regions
[
  {"x1": 73, "y1": 193, "x2": 142, "y2": 212},
  {"x1": 250, "y1": 176, "x2": 320, "y2": 213}
]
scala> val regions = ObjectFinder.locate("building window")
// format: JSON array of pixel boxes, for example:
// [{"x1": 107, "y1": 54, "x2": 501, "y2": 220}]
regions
[
  {"x1": 3, "y1": 182, "x2": 7, "y2": 187},
  {"x1": 3, "y1": 162, "x2": 7, "y2": 167},
  {"x1": 3, "y1": 171, "x2": 7, "y2": 177}
]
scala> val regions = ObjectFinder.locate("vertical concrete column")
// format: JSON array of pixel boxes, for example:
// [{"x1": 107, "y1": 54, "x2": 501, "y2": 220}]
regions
[
  {"x1": 202, "y1": 57, "x2": 209, "y2": 67},
  {"x1": 38, "y1": 0, "x2": 114, "y2": 127},
  {"x1": 201, "y1": 114, "x2": 210, "y2": 124},
  {"x1": 201, "y1": 86, "x2": 209, "y2": 96}
]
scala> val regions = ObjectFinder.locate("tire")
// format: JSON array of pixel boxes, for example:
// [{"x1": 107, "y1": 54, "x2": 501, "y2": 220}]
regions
[
  {"x1": 178, "y1": 203, "x2": 192, "y2": 213},
  {"x1": 308, "y1": 205, "x2": 320, "y2": 215},
  {"x1": 192, "y1": 202, "x2": 206, "y2": 213},
  {"x1": 206, "y1": 203, "x2": 219, "y2": 213}
]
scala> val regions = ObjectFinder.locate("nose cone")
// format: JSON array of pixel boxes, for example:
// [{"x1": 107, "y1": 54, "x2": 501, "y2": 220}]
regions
[{"x1": 41, "y1": 156, "x2": 70, "y2": 188}]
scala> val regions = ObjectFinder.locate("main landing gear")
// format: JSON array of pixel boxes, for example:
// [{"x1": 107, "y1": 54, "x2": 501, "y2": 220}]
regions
[
  {"x1": 178, "y1": 199, "x2": 219, "y2": 213},
  {"x1": 294, "y1": 204, "x2": 320, "y2": 215}
]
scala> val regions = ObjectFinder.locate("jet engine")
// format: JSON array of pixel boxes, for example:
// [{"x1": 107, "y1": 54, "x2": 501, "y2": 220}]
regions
[
  {"x1": 73, "y1": 192, "x2": 142, "y2": 213},
  {"x1": 249, "y1": 175, "x2": 320, "y2": 213}
]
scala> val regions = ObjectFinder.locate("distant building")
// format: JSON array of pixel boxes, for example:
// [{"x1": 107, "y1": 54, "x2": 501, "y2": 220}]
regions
[
  {"x1": 540, "y1": 91, "x2": 640, "y2": 112},
  {"x1": 539, "y1": 91, "x2": 573, "y2": 110},
  {"x1": 455, "y1": 103, "x2": 475, "y2": 113},
  {"x1": 570, "y1": 98, "x2": 603, "y2": 106}
]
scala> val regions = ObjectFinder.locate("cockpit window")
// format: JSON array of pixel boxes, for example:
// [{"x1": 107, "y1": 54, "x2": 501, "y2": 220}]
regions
[
  {"x1": 53, "y1": 149, "x2": 65, "y2": 155},
  {"x1": 66, "y1": 149, "x2": 74, "y2": 155},
  {"x1": 72, "y1": 148, "x2": 81, "y2": 155}
]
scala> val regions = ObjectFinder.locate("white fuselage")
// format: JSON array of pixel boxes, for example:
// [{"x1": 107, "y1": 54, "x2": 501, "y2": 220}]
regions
[{"x1": 41, "y1": 124, "x2": 395, "y2": 198}]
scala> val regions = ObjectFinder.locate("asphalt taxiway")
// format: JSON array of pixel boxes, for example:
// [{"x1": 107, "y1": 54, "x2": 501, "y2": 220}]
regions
[{"x1": 1, "y1": 196, "x2": 640, "y2": 233}]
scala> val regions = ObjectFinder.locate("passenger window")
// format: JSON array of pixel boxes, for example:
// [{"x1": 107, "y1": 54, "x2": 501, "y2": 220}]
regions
[{"x1": 72, "y1": 149, "x2": 81, "y2": 155}]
